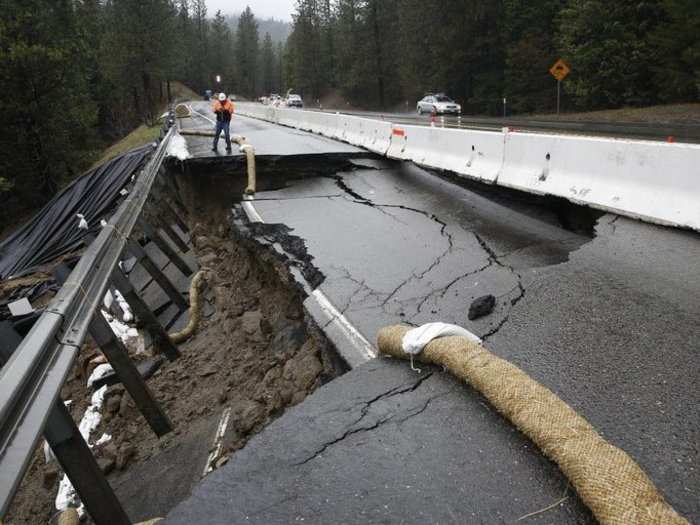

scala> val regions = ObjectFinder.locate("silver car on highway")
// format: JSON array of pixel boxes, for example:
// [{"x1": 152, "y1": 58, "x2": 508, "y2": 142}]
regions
[{"x1": 417, "y1": 94, "x2": 461, "y2": 115}]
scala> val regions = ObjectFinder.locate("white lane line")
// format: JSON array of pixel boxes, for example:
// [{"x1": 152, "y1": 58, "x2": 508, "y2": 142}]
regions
[
  {"x1": 241, "y1": 196, "x2": 264, "y2": 224},
  {"x1": 311, "y1": 289, "x2": 376, "y2": 363},
  {"x1": 191, "y1": 107, "x2": 215, "y2": 125},
  {"x1": 239, "y1": 197, "x2": 376, "y2": 366},
  {"x1": 202, "y1": 407, "x2": 232, "y2": 477}
]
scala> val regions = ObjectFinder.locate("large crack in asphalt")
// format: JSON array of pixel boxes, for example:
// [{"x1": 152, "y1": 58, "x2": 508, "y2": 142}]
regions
[
  {"x1": 293, "y1": 372, "x2": 435, "y2": 466},
  {"x1": 238, "y1": 167, "x2": 531, "y2": 342},
  {"x1": 471, "y1": 232, "x2": 527, "y2": 340},
  {"x1": 326, "y1": 174, "x2": 460, "y2": 309},
  {"x1": 328, "y1": 172, "x2": 527, "y2": 339}
]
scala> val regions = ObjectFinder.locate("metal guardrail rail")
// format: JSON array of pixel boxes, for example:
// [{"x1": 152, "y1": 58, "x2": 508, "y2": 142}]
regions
[{"x1": 0, "y1": 122, "x2": 175, "y2": 520}]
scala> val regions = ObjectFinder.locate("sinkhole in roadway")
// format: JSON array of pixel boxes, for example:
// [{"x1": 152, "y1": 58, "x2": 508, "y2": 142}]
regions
[
  {"x1": 110, "y1": 154, "x2": 604, "y2": 521},
  {"x1": 6, "y1": 153, "x2": 605, "y2": 524}
]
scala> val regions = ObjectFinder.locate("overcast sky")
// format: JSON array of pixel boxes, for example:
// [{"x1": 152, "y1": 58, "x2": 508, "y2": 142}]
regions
[{"x1": 205, "y1": 0, "x2": 296, "y2": 21}]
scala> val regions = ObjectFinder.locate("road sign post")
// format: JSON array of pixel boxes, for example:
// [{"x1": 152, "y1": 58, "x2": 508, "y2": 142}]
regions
[
  {"x1": 549, "y1": 59, "x2": 571, "y2": 115},
  {"x1": 557, "y1": 80, "x2": 561, "y2": 115}
]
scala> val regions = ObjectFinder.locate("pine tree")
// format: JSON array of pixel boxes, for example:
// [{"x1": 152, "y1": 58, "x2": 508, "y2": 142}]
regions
[
  {"x1": 211, "y1": 10, "x2": 234, "y2": 93},
  {"x1": 236, "y1": 7, "x2": 260, "y2": 98},
  {"x1": 503, "y1": 0, "x2": 565, "y2": 113},
  {"x1": 261, "y1": 33, "x2": 276, "y2": 95},
  {"x1": 651, "y1": 0, "x2": 700, "y2": 102},
  {"x1": 0, "y1": 0, "x2": 96, "y2": 214},
  {"x1": 557, "y1": 0, "x2": 665, "y2": 109}
]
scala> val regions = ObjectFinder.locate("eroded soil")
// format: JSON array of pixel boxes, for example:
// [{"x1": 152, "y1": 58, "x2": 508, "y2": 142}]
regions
[{"x1": 6, "y1": 196, "x2": 345, "y2": 525}]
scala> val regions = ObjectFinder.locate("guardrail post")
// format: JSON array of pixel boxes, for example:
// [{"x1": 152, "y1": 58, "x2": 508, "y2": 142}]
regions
[
  {"x1": 138, "y1": 219, "x2": 193, "y2": 278},
  {"x1": 126, "y1": 238, "x2": 189, "y2": 312},
  {"x1": 87, "y1": 312, "x2": 173, "y2": 437},
  {"x1": 166, "y1": 201, "x2": 190, "y2": 235},
  {"x1": 53, "y1": 265, "x2": 173, "y2": 438},
  {"x1": 44, "y1": 401, "x2": 132, "y2": 525},
  {"x1": 1, "y1": 322, "x2": 131, "y2": 525},
  {"x1": 110, "y1": 266, "x2": 180, "y2": 362},
  {"x1": 152, "y1": 214, "x2": 191, "y2": 255},
  {"x1": 148, "y1": 191, "x2": 191, "y2": 236}
]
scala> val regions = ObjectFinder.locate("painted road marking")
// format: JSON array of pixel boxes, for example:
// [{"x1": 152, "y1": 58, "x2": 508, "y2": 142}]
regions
[
  {"x1": 202, "y1": 407, "x2": 232, "y2": 477},
  {"x1": 239, "y1": 197, "x2": 376, "y2": 366},
  {"x1": 311, "y1": 289, "x2": 376, "y2": 363}
]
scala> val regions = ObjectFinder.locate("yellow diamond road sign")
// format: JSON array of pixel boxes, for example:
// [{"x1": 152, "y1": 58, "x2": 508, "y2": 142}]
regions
[{"x1": 550, "y1": 59, "x2": 571, "y2": 81}]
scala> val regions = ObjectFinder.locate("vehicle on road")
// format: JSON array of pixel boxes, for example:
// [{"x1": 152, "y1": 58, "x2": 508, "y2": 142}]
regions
[
  {"x1": 417, "y1": 94, "x2": 461, "y2": 115},
  {"x1": 286, "y1": 94, "x2": 303, "y2": 108}
]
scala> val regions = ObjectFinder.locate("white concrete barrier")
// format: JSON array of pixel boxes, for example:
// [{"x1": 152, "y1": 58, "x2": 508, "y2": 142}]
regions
[
  {"x1": 232, "y1": 104, "x2": 700, "y2": 231},
  {"x1": 320, "y1": 112, "x2": 341, "y2": 138},
  {"x1": 236, "y1": 103, "x2": 264, "y2": 120},
  {"x1": 337, "y1": 115, "x2": 393, "y2": 155},
  {"x1": 401, "y1": 125, "x2": 506, "y2": 183},
  {"x1": 387, "y1": 127, "x2": 409, "y2": 160},
  {"x1": 295, "y1": 110, "x2": 315, "y2": 132},
  {"x1": 276, "y1": 108, "x2": 301, "y2": 128},
  {"x1": 499, "y1": 131, "x2": 700, "y2": 229},
  {"x1": 300, "y1": 111, "x2": 334, "y2": 136}
]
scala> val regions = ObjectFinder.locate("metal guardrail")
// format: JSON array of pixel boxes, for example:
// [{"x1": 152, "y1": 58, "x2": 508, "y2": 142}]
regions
[{"x1": 0, "y1": 124, "x2": 175, "y2": 519}]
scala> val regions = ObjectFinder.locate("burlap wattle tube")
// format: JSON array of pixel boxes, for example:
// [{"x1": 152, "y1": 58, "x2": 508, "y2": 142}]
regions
[
  {"x1": 377, "y1": 325, "x2": 688, "y2": 525},
  {"x1": 169, "y1": 270, "x2": 207, "y2": 344},
  {"x1": 174, "y1": 103, "x2": 192, "y2": 118}
]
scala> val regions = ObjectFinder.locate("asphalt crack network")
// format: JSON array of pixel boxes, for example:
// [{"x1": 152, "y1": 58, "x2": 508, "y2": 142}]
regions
[
  {"x1": 330, "y1": 174, "x2": 459, "y2": 310},
  {"x1": 472, "y1": 232, "x2": 527, "y2": 340},
  {"x1": 293, "y1": 372, "x2": 434, "y2": 466},
  {"x1": 327, "y1": 173, "x2": 527, "y2": 339}
]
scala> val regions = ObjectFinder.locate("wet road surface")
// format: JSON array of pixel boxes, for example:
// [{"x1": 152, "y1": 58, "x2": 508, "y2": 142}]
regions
[{"x1": 165, "y1": 108, "x2": 699, "y2": 524}]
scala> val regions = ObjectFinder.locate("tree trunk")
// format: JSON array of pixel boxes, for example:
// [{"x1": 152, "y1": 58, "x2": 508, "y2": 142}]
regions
[
  {"x1": 371, "y1": 2, "x2": 385, "y2": 109},
  {"x1": 142, "y1": 71, "x2": 153, "y2": 125}
]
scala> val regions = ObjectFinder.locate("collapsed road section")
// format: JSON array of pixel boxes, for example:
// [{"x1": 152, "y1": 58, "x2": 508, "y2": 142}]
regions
[
  {"x1": 162, "y1": 110, "x2": 698, "y2": 523},
  {"x1": 3, "y1": 125, "x2": 350, "y2": 524},
  {"x1": 3, "y1": 107, "x2": 697, "y2": 524}
]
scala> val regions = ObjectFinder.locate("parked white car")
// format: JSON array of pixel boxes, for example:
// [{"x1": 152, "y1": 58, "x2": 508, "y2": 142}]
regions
[
  {"x1": 417, "y1": 94, "x2": 461, "y2": 115},
  {"x1": 285, "y1": 94, "x2": 303, "y2": 108}
]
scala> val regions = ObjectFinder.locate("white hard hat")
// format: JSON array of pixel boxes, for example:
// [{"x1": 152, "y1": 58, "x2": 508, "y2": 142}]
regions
[{"x1": 219, "y1": 93, "x2": 227, "y2": 101}]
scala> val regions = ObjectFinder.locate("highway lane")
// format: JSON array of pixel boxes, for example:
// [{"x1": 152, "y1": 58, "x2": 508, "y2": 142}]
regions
[
  {"x1": 180, "y1": 101, "x2": 364, "y2": 158},
  {"x1": 164, "y1": 107, "x2": 699, "y2": 524},
  {"x1": 297, "y1": 105, "x2": 700, "y2": 142}
]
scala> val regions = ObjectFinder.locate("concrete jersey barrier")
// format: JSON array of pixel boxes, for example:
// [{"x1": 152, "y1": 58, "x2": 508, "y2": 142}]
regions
[
  {"x1": 234, "y1": 103, "x2": 699, "y2": 231},
  {"x1": 388, "y1": 124, "x2": 506, "y2": 184},
  {"x1": 336, "y1": 115, "x2": 393, "y2": 155},
  {"x1": 498, "y1": 132, "x2": 700, "y2": 230}
]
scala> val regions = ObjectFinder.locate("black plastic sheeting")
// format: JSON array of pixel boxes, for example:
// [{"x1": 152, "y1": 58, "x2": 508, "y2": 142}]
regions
[{"x1": 0, "y1": 144, "x2": 153, "y2": 280}]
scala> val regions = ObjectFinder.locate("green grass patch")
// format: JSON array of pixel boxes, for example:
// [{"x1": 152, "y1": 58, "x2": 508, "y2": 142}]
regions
[
  {"x1": 91, "y1": 124, "x2": 161, "y2": 169},
  {"x1": 171, "y1": 81, "x2": 200, "y2": 102},
  {"x1": 529, "y1": 103, "x2": 700, "y2": 125}
]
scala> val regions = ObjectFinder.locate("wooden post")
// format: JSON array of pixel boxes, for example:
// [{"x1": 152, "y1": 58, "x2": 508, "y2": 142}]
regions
[
  {"x1": 126, "y1": 238, "x2": 189, "y2": 312},
  {"x1": 110, "y1": 266, "x2": 180, "y2": 362},
  {"x1": 53, "y1": 264, "x2": 173, "y2": 438},
  {"x1": 139, "y1": 219, "x2": 193, "y2": 278},
  {"x1": 44, "y1": 401, "x2": 132, "y2": 525},
  {"x1": 87, "y1": 311, "x2": 173, "y2": 437}
]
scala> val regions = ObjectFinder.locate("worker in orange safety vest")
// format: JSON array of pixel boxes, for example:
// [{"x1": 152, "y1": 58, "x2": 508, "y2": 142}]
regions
[{"x1": 212, "y1": 93, "x2": 235, "y2": 152}]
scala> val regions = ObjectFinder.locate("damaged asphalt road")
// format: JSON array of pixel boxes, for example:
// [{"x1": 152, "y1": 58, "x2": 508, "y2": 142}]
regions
[
  {"x1": 244, "y1": 158, "x2": 589, "y2": 345},
  {"x1": 166, "y1": 112, "x2": 699, "y2": 523},
  {"x1": 165, "y1": 360, "x2": 594, "y2": 524}
]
